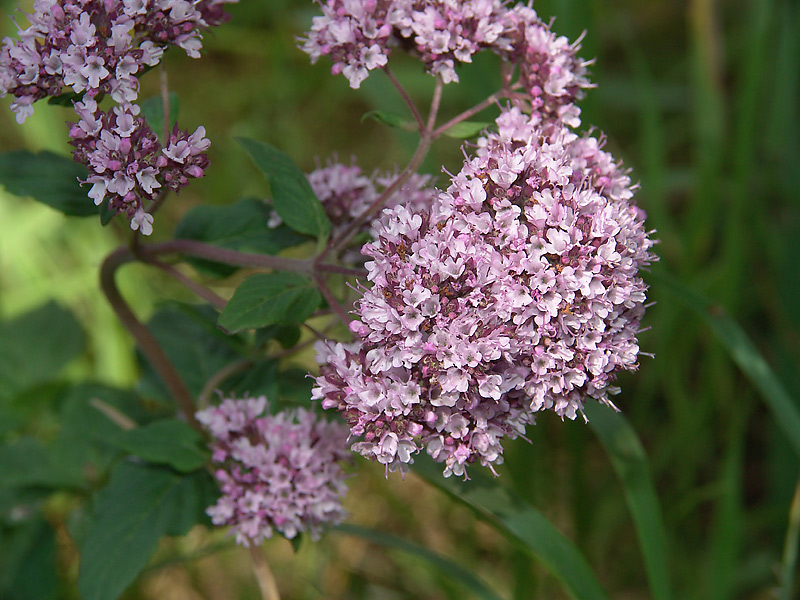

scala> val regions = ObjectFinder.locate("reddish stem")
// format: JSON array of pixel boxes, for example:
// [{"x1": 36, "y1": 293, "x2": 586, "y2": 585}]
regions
[{"x1": 100, "y1": 247, "x2": 202, "y2": 431}]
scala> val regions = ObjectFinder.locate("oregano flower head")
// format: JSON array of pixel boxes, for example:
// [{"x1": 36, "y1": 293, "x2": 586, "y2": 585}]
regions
[
  {"x1": 313, "y1": 105, "x2": 656, "y2": 478},
  {"x1": 0, "y1": 0, "x2": 237, "y2": 123},
  {"x1": 196, "y1": 396, "x2": 352, "y2": 546},
  {"x1": 301, "y1": 0, "x2": 591, "y2": 115},
  {"x1": 68, "y1": 99, "x2": 210, "y2": 235}
]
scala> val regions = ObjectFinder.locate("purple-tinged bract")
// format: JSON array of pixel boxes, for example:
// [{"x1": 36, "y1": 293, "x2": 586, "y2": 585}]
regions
[
  {"x1": 197, "y1": 396, "x2": 352, "y2": 546},
  {"x1": 314, "y1": 106, "x2": 656, "y2": 478}
]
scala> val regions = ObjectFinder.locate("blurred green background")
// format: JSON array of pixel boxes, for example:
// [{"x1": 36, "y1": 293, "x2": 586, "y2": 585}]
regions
[{"x1": 1, "y1": 0, "x2": 799, "y2": 598}]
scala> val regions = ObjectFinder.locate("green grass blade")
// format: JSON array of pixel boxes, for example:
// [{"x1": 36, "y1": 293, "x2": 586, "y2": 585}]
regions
[
  {"x1": 704, "y1": 411, "x2": 746, "y2": 600},
  {"x1": 584, "y1": 401, "x2": 673, "y2": 600},
  {"x1": 334, "y1": 523, "x2": 505, "y2": 600},
  {"x1": 413, "y1": 456, "x2": 609, "y2": 600},
  {"x1": 652, "y1": 272, "x2": 800, "y2": 458}
]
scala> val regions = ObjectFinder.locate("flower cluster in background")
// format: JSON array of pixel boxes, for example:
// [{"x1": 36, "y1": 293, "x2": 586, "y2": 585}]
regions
[
  {"x1": 269, "y1": 160, "x2": 438, "y2": 251},
  {"x1": 0, "y1": 0, "x2": 234, "y2": 233},
  {"x1": 197, "y1": 396, "x2": 352, "y2": 546},
  {"x1": 301, "y1": 0, "x2": 591, "y2": 116}
]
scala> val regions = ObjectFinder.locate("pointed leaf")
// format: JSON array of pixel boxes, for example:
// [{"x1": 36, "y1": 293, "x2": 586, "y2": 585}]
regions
[
  {"x1": 652, "y1": 272, "x2": 800, "y2": 458},
  {"x1": 442, "y1": 121, "x2": 490, "y2": 139},
  {"x1": 0, "y1": 518, "x2": 58, "y2": 600},
  {"x1": 361, "y1": 110, "x2": 418, "y2": 131},
  {"x1": 413, "y1": 455, "x2": 609, "y2": 600},
  {"x1": 218, "y1": 272, "x2": 321, "y2": 334},
  {"x1": 174, "y1": 197, "x2": 307, "y2": 277},
  {"x1": 585, "y1": 401, "x2": 673, "y2": 600},
  {"x1": 0, "y1": 302, "x2": 86, "y2": 401},
  {"x1": 236, "y1": 138, "x2": 330, "y2": 239},
  {"x1": 0, "y1": 150, "x2": 95, "y2": 216},
  {"x1": 139, "y1": 303, "x2": 247, "y2": 401},
  {"x1": 79, "y1": 462, "x2": 217, "y2": 600},
  {"x1": 110, "y1": 419, "x2": 209, "y2": 473}
]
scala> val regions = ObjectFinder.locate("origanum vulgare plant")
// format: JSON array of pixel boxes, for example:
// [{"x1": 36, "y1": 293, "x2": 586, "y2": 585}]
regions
[{"x1": 0, "y1": 0, "x2": 655, "y2": 598}]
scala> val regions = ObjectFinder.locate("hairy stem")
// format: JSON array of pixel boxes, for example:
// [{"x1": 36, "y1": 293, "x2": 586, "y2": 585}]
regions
[
  {"x1": 100, "y1": 247, "x2": 201, "y2": 430},
  {"x1": 432, "y1": 91, "x2": 501, "y2": 138},
  {"x1": 160, "y1": 65, "x2": 171, "y2": 145},
  {"x1": 314, "y1": 272, "x2": 352, "y2": 326},
  {"x1": 316, "y1": 263, "x2": 368, "y2": 277},
  {"x1": 249, "y1": 545, "x2": 281, "y2": 600},
  {"x1": 427, "y1": 77, "x2": 443, "y2": 132},
  {"x1": 142, "y1": 239, "x2": 314, "y2": 274},
  {"x1": 142, "y1": 256, "x2": 227, "y2": 310},
  {"x1": 384, "y1": 66, "x2": 424, "y2": 131}
]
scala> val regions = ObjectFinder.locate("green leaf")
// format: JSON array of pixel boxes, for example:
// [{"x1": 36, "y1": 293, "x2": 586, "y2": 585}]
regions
[
  {"x1": 0, "y1": 302, "x2": 86, "y2": 401},
  {"x1": 361, "y1": 110, "x2": 418, "y2": 131},
  {"x1": 79, "y1": 462, "x2": 217, "y2": 600},
  {"x1": 108, "y1": 419, "x2": 209, "y2": 473},
  {"x1": 174, "y1": 197, "x2": 307, "y2": 277},
  {"x1": 0, "y1": 150, "x2": 95, "y2": 216},
  {"x1": 139, "y1": 303, "x2": 247, "y2": 401},
  {"x1": 584, "y1": 401, "x2": 673, "y2": 600},
  {"x1": 652, "y1": 272, "x2": 800, "y2": 458},
  {"x1": 335, "y1": 524, "x2": 504, "y2": 600},
  {"x1": 413, "y1": 455, "x2": 609, "y2": 600},
  {"x1": 236, "y1": 138, "x2": 331, "y2": 239},
  {"x1": 218, "y1": 272, "x2": 321, "y2": 334},
  {"x1": 442, "y1": 121, "x2": 490, "y2": 139},
  {"x1": 0, "y1": 518, "x2": 58, "y2": 600},
  {"x1": 140, "y1": 92, "x2": 179, "y2": 141},
  {"x1": 255, "y1": 324, "x2": 302, "y2": 350},
  {"x1": 47, "y1": 90, "x2": 84, "y2": 106},
  {"x1": 0, "y1": 437, "x2": 83, "y2": 489},
  {"x1": 54, "y1": 385, "x2": 146, "y2": 485}
]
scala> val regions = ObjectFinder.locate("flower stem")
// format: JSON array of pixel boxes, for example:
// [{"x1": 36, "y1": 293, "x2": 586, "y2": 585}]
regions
[
  {"x1": 100, "y1": 247, "x2": 202, "y2": 431},
  {"x1": 249, "y1": 545, "x2": 281, "y2": 600},
  {"x1": 314, "y1": 272, "x2": 352, "y2": 326},
  {"x1": 316, "y1": 263, "x2": 368, "y2": 277},
  {"x1": 432, "y1": 91, "x2": 501, "y2": 138},
  {"x1": 427, "y1": 77, "x2": 443, "y2": 132},
  {"x1": 142, "y1": 255, "x2": 227, "y2": 310},
  {"x1": 142, "y1": 239, "x2": 314, "y2": 274},
  {"x1": 384, "y1": 66, "x2": 424, "y2": 132}
]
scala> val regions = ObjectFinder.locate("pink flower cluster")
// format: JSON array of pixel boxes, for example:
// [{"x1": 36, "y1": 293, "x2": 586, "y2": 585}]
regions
[
  {"x1": 269, "y1": 160, "x2": 438, "y2": 244},
  {"x1": 0, "y1": 0, "x2": 231, "y2": 233},
  {"x1": 301, "y1": 0, "x2": 590, "y2": 109},
  {"x1": 313, "y1": 106, "x2": 656, "y2": 477},
  {"x1": 196, "y1": 396, "x2": 352, "y2": 546},
  {"x1": 0, "y1": 0, "x2": 236, "y2": 123},
  {"x1": 69, "y1": 99, "x2": 210, "y2": 234}
]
